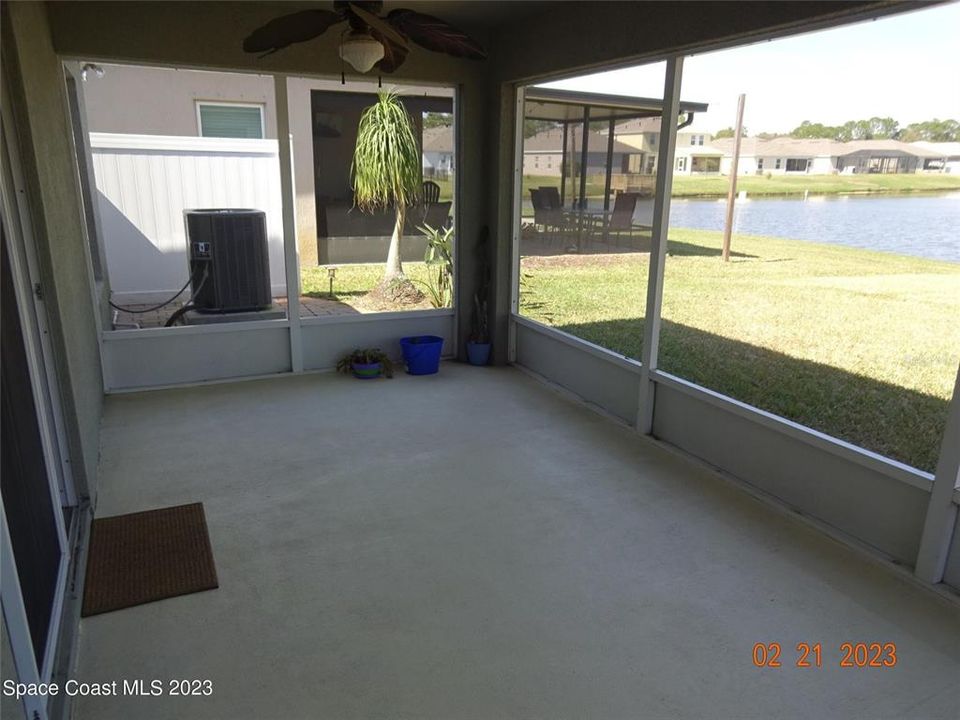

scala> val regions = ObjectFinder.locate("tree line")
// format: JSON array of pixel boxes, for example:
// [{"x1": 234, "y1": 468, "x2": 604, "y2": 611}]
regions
[{"x1": 713, "y1": 117, "x2": 959, "y2": 142}]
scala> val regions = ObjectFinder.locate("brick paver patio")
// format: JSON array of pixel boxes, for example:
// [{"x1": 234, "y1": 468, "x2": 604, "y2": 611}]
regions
[{"x1": 110, "y1": 295, "x2": 359, "y2": 329}]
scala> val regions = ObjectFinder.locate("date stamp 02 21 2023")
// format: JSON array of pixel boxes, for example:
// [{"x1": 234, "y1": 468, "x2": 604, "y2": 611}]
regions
[{"x1": 752, "y1": 642, "x2": 898, "y2": 669}]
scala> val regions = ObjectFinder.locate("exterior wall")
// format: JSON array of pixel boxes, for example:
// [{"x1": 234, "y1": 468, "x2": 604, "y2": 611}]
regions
[
  {"x1": 80, "y1": 64, "x2": 277, "y2": 138},
  {"x1": 809, "y1": 156, "x2": 837, "y2": 174},
  {"x1": 423, "y1": 150, "x2": 454, "y2": 177},
  {"x1": 720, "y1": 154, "x2": 836, "y2": 175},
  {"x1": 90, "y1": 133, "x2": 286, "y2": 303},
  {"x1": 523, "y1": 150, "x2": 634, "y2": 178},
  {"x1": 523, "y1": 151, "x2": 562, "y2": 176},
  {"x1": 616, "y1": 133, "x2": 657, "y2": 153},
  {"x1": 3, "y1": 2, "x2": 103, "y2": 495},
  {"x1": 678, "y1": 130, "x2": 710, "y2": 148},
  {"x1": 1, "y1": 4, "x2": 105, "y2": 711},
  {"x1": 720, "y1": 155, "x2": 759, "y2": 175}
]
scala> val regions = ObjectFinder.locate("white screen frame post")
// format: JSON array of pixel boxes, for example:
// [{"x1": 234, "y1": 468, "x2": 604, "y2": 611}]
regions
[
  {"x1": 508, "y1": 85, "x2": 526, "y2": 364},
  {"x1": 637, "y1": 56, "x2": 683, "y2": 434},
  {"x1": 273, "y1": 74, "x2": 303, "y2": 373},
  {"x1": 915, "y1": 364, "x2": 960, "y2": 583},
  {"x1": 1, "y1": 505, "x2": 49, "y2": 720}
]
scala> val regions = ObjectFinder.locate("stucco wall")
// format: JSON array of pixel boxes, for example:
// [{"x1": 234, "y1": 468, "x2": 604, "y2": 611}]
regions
[
  {"x1": 3, "y1": 2, "x2": 103, "y2": 496},
  {"x1": 81, "y1": 64, "x2": 277, "y2": 138}
]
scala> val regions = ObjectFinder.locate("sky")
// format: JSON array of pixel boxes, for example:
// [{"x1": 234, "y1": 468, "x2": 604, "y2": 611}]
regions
[{"x1": 540, "y1": 2, "x2": 960, "y2": 135}]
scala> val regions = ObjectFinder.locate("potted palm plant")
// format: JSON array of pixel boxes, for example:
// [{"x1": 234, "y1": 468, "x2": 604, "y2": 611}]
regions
[{"x1": 352, "y1": 90, "x2": 423, "y2": 302}]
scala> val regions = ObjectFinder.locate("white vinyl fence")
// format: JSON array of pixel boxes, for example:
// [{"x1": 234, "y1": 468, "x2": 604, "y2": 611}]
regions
[{"x1": 90, "y1": 133, "x2": 286, "y2": 303}]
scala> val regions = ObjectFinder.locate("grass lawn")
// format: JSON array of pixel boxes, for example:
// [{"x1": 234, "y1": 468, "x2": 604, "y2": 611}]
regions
[
  {"x1": 520, "y1": 229, "x2": 960, "y2": 472},
  {"x1": 302, "y1": 262, "x2": 442, "y2": 312},
  {"x1": 671, "y1": 173, "x2": 960, "y2": 197},
  {"x1": 520, "y1": 173, "x2": 960, "y2": 199}
]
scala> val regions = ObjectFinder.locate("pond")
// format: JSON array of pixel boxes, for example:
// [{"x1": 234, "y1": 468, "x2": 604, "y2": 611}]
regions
[{"x1": 661, "y1": 191, "x2": 960, "y2": 263}]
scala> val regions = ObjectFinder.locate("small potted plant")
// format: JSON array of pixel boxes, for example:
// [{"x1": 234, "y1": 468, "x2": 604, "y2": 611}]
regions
[
  {"x1": 337, "y1": 348, "x2": 394, "y2": 379},
  {"x1": 467, "y1": 294, "x2": 491, "y2": 366}
]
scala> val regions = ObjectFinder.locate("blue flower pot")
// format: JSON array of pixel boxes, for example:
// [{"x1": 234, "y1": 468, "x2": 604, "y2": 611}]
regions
[
  {"x1": 352, "y1": 361, "x2": 383, "y2": 379},
  {"x1": 400, "y1": 335, "x2": 443, "y2": 375},
  {"x1": 467, "y1": 341, "x2": 491, "y2": 366}
]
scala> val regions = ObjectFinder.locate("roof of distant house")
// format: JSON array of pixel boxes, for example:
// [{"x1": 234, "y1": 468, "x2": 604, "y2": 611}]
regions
[
  {"x1": 911, "y1": 141, "x2": 960, "y2": 158},
  {"x1": 613, "y1": 117, "x2": 713, "y2": 136},
  {"x1": 524, "y1": 127, "x2": 639, "y2": 154},
  {"x1": 710, "y1": 136, "x2": 943, "y2": 158},
  {"x1": 613, "y1": 117, "x2": 662, "y2": 134},
  {"x1": 837, "y1": 139, "x2": 943, "y2": 157},
  {"x1": 422, "y1": 125, "x2": 453, "y2": 153},
  {"x1": 711, "y1": 137, "x2": 842, "y2": 157}
]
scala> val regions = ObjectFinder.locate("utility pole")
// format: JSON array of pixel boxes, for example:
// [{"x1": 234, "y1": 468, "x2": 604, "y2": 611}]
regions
[{"x1": 722, "y1": 93, "x2": 746, "y2": 262}]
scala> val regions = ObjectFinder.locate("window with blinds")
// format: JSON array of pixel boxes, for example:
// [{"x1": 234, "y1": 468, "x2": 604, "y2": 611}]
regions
[{"x1": 197, "y1": 103, "x2": 264, "y2": 139}]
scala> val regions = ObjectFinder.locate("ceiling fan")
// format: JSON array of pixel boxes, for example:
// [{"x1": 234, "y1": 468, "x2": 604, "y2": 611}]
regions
[{"x1": 243, "y1": 1, "x2": 487, "y2": 75}]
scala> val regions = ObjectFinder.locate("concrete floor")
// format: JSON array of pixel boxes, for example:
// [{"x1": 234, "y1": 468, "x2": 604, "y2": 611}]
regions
[{"x1": 77, "y1": 364, "x2": 960, "y2": 719}]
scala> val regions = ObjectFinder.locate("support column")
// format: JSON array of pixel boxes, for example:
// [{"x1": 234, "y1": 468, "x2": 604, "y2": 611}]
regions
[
  {"x1": 604, "y1": 117, "x2": 615, "y2": 211},
  {"x1": 560, "y1": 122, "x2": 568, "y2": 206},
  {"x1": 578, "y1": 107, "x2": 590, "y2": 210},
  {"x1": 273, "y1": 75, "x2": 303, "y2": 373},
  {"x1": 637, "y1": 57, "x2": 683, "y2": 434},
  {"x1": 915, "y1": 364, "x2": 960, "y2": 583}
]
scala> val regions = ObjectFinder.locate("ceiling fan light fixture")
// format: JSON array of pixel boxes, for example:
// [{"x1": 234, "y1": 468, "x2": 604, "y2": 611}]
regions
[{"x1": 339, "y1": 30, "x2": 385, "y2": 73}]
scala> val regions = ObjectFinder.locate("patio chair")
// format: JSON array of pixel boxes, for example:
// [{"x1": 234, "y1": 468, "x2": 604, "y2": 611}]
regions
[
  {"x1": 422, "y1": 200, "x2": 452, "y2": 231},
  {"x1": 409, "y1": 200, "x2": 452, "y2": 232},
  {"x1": 422, "y1": 180, "x2": 441, "y2": 205},
  {"x1": 601, "y1": 192, "x2": 649, "y2": 248},
  {"x1": 530, "y1": 188, "x2": 565, "y2": 244},
  {"x1": 538, "y1": 186, "x2": 561, "y2": 210}
]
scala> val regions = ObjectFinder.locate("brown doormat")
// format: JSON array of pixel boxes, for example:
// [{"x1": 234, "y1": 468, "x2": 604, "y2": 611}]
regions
[{"x1": 82, "y1": 502, "x2": 218, "y2": 617}]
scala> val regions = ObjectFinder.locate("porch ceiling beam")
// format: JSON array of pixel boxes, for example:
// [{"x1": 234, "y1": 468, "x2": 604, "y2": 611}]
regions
[
  {"x1": 637, "y1": 56, "x2": 683, "y2": 434},
  {"x1": 524, "y1": 87, "x2": 707, "y2": 119}
]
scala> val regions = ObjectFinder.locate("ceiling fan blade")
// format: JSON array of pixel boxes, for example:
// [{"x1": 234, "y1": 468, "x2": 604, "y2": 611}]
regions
[
  {"x1": 348, "y1": 2, "x2": 410, "y2": 50},
  {"x1": 371, "y1": 31, "x2": 408, "y2": 73},
  {"x1": 385, "y1": 9, "x2": 487, "y2": 61},
  {"x1": 242, "y1": 9, "x2": 343, "y2": 55}
]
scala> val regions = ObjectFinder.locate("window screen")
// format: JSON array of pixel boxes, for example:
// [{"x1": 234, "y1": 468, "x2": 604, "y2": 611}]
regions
[{"x1": 198, "y1": 104, "x2": 264, "y2": 138}]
